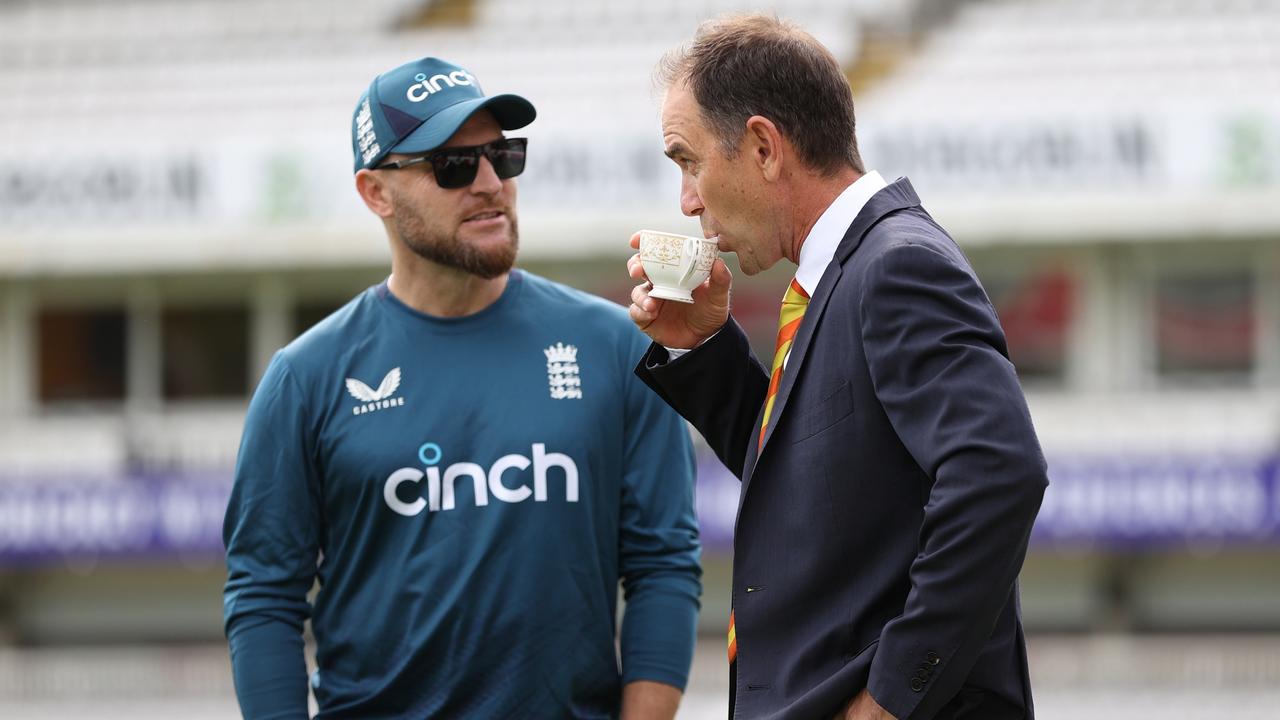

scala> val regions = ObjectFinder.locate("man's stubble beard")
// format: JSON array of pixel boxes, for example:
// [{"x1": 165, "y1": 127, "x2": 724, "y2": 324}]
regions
[{"x1": 391, "y1": 200, "x2": 519, "y2": 280}]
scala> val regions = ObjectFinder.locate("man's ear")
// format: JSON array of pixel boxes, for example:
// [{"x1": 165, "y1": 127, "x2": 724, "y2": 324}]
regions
[
  {"x1": 744, "y1": 115, "x2": 785, "y2": 182},
  {"x1": 355, "y1": 169, "x2": 395, "y2": 218}
]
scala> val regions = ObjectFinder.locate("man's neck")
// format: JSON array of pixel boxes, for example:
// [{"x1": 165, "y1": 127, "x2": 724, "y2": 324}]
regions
[
  {"x1": 785, "y1": 168, "x2": 862, "y2": 264},
  {"x1": 387, "y1": 253, "x2": 509, "y2": 318}
]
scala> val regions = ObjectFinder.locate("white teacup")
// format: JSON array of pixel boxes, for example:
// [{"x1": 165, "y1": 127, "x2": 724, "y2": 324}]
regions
[{"x1": 637, "y1": 229, "x2": 719, "y2": 303}]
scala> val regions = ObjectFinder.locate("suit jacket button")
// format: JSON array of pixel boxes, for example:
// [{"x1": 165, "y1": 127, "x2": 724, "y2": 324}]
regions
[
  {"x1": 926, "y1": 652, "x2": 941, "y2": 665},
  {"x1": 910, "y1": 677, "x2": 924, "y2": 692}
]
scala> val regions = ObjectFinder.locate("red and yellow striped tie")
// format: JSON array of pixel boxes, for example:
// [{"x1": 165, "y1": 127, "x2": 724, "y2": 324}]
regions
[
  {"x1": 758, "y1": 278, "x2": 811, "y2": 452},
  {"x1": 729, "y1": 278, "x2": 810, "y2": 665}
]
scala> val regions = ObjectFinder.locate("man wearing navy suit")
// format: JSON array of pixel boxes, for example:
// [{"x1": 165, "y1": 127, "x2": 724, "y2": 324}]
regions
[{"x1": 627, "y1": 15, "x2": 1049, "y2": 720}]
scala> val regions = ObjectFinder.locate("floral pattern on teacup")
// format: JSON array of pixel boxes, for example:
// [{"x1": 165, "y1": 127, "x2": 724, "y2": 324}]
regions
[
  {"x1": 695, "y1": 240, "x2": 718, "y2": 271},
  {"x1": 640, "y1": 234, "x2": 687, "y2": 266}
]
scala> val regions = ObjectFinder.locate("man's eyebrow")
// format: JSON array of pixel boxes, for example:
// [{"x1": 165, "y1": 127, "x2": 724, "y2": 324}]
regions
[{"x1": 664, "y1": 143, "x2": 690, "y2": 160}]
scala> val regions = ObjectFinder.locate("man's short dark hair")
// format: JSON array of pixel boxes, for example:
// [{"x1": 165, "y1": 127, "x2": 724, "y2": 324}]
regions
[{"x1": 657, "y1": 14, "x2": 865, "y2": 175}]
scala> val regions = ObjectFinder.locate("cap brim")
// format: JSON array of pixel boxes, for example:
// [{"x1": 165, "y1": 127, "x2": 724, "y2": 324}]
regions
[{"x1": 389, "y1": 94, "x2": 536, "y2": 155}]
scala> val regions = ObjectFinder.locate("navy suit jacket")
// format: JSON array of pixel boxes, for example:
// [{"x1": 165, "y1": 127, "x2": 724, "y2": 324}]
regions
[{"x1": 636, "y1": 179, "x2": 1048, "y2": 720}]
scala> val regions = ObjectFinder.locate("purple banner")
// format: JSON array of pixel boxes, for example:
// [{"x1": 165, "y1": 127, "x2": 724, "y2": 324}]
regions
[
  {"x1": 693, "y1": 451, "x2": 1280, "y2": 551},
  {"x1": 0, "y1": 475, "x2": 229, "y2": 563},
  {"x1": 2, "y1": 451, "x2": 1278, "y2": 564},
  {"x1": 1032, "y1": 453, "x2": 1280, "y2": 547}
]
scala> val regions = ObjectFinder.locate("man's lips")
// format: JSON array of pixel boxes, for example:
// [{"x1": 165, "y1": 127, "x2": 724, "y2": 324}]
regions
[{"x1": 463, "y1": 210, "x2": 505, "y2": 223}]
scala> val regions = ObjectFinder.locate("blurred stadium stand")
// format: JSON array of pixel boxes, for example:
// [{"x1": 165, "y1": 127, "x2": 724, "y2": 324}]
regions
[{"x1": 2, "y1": 0, "x2": 1280, "y2": 717}]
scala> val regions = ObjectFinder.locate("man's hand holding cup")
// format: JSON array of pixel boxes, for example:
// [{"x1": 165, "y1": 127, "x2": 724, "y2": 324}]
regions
[{"x1": 627, "y1": 230, "x2": 732, "y2": 350}]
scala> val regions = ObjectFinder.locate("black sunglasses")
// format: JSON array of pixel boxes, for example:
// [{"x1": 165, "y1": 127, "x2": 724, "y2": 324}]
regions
[{"x1": 375, "y1": 137, "x2": 528, "y2": 189}]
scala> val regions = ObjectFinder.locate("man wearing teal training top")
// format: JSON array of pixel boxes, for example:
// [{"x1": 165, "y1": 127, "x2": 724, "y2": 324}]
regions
[{"x1": 222, "y1": 56, "x2": 701, "y2": 719}]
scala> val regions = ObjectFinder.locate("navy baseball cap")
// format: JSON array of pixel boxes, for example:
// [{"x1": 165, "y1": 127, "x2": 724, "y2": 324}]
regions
[{"x1": 352, "y1": 57, "x2": 536, "y2": 173}]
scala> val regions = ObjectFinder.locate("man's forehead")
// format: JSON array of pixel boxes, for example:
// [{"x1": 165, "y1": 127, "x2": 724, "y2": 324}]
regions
[
  {"x1": 660, "y1": 83, "x2": 696, "y2": 119},
  {"x1": 660, "y1": 86, "x2": 701, "y2": 150}
]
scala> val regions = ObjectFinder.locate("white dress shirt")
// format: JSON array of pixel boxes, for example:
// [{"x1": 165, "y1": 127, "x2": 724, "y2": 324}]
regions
[{"x1": 793, "y1": 170, "x2": 887, "y2": 296}]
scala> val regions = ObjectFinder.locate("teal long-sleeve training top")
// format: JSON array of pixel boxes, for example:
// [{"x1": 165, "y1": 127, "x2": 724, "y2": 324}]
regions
[{"x1": 223, "y1": 271, "x2": 701, "y2": 719}]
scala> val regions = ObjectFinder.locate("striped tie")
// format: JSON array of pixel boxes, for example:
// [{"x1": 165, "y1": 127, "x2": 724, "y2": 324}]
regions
[
  {"x1": 758, "y1": 277, "x2": 811, "y2": 452},
  {"x1": 728, "y1": 278, "x2": 810, "y2": 666},
  {"x1": 727, "y1": 608, "x2": 737, "y2": 664}
]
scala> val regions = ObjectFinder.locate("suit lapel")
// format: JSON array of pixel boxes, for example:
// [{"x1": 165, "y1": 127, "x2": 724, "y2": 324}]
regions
[
  {"x1": 754, "y1": 261, "x2": 841, "y2": 457},
  {"x1": 738, "y1": 266, "x2": 836, "y2": 482},
  {"x1": 743, "y1": 179, "x2": 923, "y2": 484},
  {"x1": 741, "y1": 402, "x2": 765, "y2": 480}
]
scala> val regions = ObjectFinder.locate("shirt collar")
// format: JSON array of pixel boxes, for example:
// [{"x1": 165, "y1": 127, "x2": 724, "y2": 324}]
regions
[{"x1": 794, "y1": 170, "x2": 887, "y2": 296}]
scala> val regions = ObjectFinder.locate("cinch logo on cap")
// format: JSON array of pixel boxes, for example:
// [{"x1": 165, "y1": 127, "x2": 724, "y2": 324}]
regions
[
  {"x1": 406, "y1": 70, "x2": 476, "y2": 102},
  {"x1": 351, "y1": 55, "x2": 535, "y2": 173}
]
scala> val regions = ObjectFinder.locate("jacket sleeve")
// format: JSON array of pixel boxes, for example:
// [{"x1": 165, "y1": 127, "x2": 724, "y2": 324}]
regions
[
  {"x1": 633, "y1": 318, "x2": 769, "y2": 478},
  {"x1": 222, "y1": 353, "x2": 322, "y2": 719},
  {"x1": 859, "y1": 242, "x2": 1048, "y2": 720},
  {"x1": 617, "y1": 330, "x2": 703, "y2": 690}
]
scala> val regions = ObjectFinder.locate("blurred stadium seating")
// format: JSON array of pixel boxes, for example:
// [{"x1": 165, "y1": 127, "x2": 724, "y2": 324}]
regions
[{"x1": 2, "y1": 0, "x2": 1279, "y2": 717}]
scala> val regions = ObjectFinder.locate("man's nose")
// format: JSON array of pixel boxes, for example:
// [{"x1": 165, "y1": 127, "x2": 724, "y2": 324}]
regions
[
  {"x1": 469, "y1": 155, "x2": 503, "y2": 194},
  {"x1": 679, "y1": 176, "x2": 703, "y2": 217}
]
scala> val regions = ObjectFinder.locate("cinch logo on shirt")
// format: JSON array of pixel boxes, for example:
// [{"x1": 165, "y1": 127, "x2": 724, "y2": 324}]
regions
[
  {"x1": 346, "y1": 367, "x2": 406, "y2": 416},
  {"x1": 405, "y1": 70, "x2": 475, "y2": 102},
  {"x1": 383, "y1": 442, "x2": 579, "y2": 517}
]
